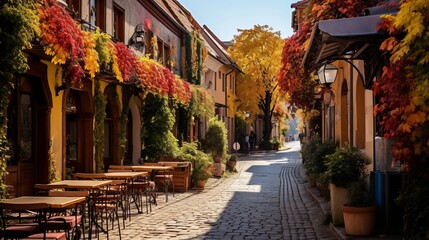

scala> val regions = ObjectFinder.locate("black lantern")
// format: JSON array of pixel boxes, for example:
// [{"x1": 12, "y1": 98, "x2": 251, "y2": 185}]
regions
[
  {"x1": 317, "y1": 63, "x2": 338, "y2": 87},
  {"x1": 318, "y1": 63, "x2": 337, "y2": 105}
]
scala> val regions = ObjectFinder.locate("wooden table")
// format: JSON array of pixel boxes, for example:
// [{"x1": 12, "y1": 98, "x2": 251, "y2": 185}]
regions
[
  {"x1": 0, "y1": 196, "x2": 86, "y2": 209},
  {"x1": 47, "y1": 180, "x2": 112, "y2": 239},
  {"x1": 130, "y1": 165, "x2": 174, "y2": 172},
  {"x1": 48, "y1": 180, "x2": 112, "y2": 190},
  {"x1": 104, "y1": 171, "x2": 147, "y2": 179}
]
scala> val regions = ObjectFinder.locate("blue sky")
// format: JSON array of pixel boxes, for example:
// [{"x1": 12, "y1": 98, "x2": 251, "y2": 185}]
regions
[{"x1": 179, "y1": 0, "x2": 294, "y2": 41}]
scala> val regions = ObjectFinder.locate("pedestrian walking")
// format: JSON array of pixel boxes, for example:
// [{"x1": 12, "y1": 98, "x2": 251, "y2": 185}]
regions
[{"x1": 249, "y1": 131, "x2": 256, "y2": 150}]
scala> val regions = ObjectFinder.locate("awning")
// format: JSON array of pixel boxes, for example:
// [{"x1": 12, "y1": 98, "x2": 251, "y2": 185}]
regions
[
  {"x1": 303, "y1": 13, "x2": 393, "y2": 70},
  {"x1": 302, "y1": 3, "x2": 398, "y2": 89},
  {"x1": 318, "y1": 13, "x2": 391, "y2": 38}
]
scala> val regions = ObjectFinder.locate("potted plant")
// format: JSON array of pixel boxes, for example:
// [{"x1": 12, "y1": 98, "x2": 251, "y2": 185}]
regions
[
  {"x1": 342, "y1": 181, "x2": 376, "y2": 236},
  {"x1": 323, "y1": 145, "x2": 371, "y2": 225},
  {"x1": 302, "y1": 137, "x2": 336, "y2": 194},
  {"x1": 191, "y1": 152, "x2": 213, "y2": 189},
  {"x1": 226, "y1": 155, "x2": 238, "y2": 172}
]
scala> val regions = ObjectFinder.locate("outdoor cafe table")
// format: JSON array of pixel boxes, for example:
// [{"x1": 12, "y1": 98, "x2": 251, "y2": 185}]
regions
[
  {"x1": 47, "y1": 180, "x2": 112, "y2": 239},
  {"x1": 0, "y1": 196, "x2": 86, "y2": 238},
  {"x1": 47, "y1": 180, "x2": 113, "y2": 190},
  {"x1": 128, "y1": 165, "x2": 174, "y2": 172},
  {"x1": 74, "y1": 172, "x2": 148, "y2": 215},
  {"x1": 0, "y1": 196, "x2": 86, "y2": 209}
]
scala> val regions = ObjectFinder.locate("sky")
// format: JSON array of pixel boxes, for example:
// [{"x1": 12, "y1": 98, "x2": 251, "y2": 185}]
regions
[{"x1": 179, "y1": 0, "x2": 294, "y2": 41}]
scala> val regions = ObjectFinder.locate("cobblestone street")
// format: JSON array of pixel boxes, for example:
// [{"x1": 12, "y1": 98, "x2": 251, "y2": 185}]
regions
[{"x1": 104, "y1": 141, "x2": 335, "y2": 240}]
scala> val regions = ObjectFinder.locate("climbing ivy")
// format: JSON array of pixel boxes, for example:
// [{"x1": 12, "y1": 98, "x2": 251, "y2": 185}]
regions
[
  {"x1": 120, "y1": 101, "x2": 130, "y2": 165},
  {"x1": 140, "y1": 93, "x2": 179, "y2": 162},
  {"x1": 94, "y1": 80, "x2": 106, "y2": 173},
  {"x1": 0, "y1": 0, "x2": 40, "y2": 199},
  {"x1": 185, "y1": 32, "x2": 207, "y2": 85}
]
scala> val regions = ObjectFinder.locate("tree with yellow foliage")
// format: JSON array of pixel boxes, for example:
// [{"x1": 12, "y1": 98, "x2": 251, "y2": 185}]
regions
[{"x1": 228, "y1": 25, "x2": 285, "y2": 145}]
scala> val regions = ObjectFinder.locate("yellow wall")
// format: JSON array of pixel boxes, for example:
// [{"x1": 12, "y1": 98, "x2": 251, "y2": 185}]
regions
[{"x1": 42, "y1": 60, "x2": 64, "y2": 180}]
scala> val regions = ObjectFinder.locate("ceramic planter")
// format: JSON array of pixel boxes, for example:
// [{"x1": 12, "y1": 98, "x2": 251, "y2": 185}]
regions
[
  {"x1": 342, "y1": 205, "x2": 376, "y2": 236},
  {"x1": 329, "y1": 183, "x2": 349, "y2": 225}
]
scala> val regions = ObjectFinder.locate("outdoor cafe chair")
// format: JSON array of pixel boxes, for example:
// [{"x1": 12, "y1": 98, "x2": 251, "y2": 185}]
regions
[
  {"x1": 34, "y1": 184, "x2": 68, "y2": 196},
  {"x1": 104, "y1": 180, "x2": 128, "y2": 228},
  {"x1": 144, "y1": 163, "x2": 175, "y2": 202},
  {"x1": 46, "y1": 191, "x2": 89, "y2": 240},
  {"x1": 0, "y1": 202, "x2": 66, "y2": 240},
  {"x1": 106, "y1": 168, "x2": 154, "y2": 214},
  {"x1": 0, "y1": 202, "x2": 48, "y2": 239},
  {"x1": 92, "y1": 185, "x2": 122, "y2": 240}
]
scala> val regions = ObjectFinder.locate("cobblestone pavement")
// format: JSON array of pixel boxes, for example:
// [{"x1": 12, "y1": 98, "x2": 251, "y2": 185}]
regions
[{"x1": 97, "y1": 141, "x2": 335, "y2": 240}]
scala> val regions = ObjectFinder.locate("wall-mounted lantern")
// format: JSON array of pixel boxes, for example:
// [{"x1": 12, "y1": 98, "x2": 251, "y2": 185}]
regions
[
  {"x1": 318, "y1": 63, "x2": 338, "y2": 105},
  {"x1": 317, "y1": 63, "x2": 338, "y2": 87}
]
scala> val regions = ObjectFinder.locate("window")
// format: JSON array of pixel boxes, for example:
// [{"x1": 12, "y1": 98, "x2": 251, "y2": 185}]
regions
[
  {"x1": 67, "y1": 0, "x2": 80, "y2": 17},
  {"x1": 113, "y1": 4, "x2": 125, "y2": 42},
  {"x1": 157, "y1": 39, "x2": 164, "y2": 63},
  {"x1": 66, "y1": 94, "x2": 78, "y2": 162},
  {"x1": 222, "y1": 73, "x2": 225, "y2": 92},
  {"x1": 90, "y1": 0, "x2": 106, "y2": 30},
  {"x1": 214, "y1": 73, "x2": 217, "y2": 91},
  {"x1": 165, "y1": 44, "x2": 171, "y2": 69},
  {"x1": 145, "y1": 31, "x2": 154, "y2": 59}
]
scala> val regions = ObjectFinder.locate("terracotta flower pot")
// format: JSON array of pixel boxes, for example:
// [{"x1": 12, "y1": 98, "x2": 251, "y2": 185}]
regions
[
  {"x1": 196, "y1": 179, "x2": 206, "y2": 188},
  {"x1": 329, "y1": 183, "x2": 349, "y2": 225},
  {"x1": 342, "y1": 205, "x2": 376, "y2": 236}
]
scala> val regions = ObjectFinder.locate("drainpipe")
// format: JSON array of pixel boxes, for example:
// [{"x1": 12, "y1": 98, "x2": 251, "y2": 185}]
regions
[{"x1": 225, "y1": 69, "x2": 234, "y2": 148}]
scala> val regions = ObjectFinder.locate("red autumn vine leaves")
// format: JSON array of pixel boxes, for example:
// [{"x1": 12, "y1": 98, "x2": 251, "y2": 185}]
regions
[
  {"x1": 277, "y1": 0, "x2": 379, "y2": 111},
  {"x1": 277, "y1": 21, "x2": 313, "y2": 110},
  {"x1": 36, "y1": 0, "x2": 194, "y2": 105},
  {"x1": 38, "y1": 0, "x2": 85, "y2": 85},
  {"x1": 374, "y1": 1, "x2": 429, "y2": 163}
]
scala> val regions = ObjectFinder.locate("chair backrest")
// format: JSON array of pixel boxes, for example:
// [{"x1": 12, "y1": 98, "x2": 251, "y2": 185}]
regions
[
  {"x1": 107, "y1": 169, "x2": 132, "y2": 172},
  {"x1": 109, "y1": 165, "x2": 133, "y2": 170},
  {"x1": 74, "y1": 173, "x2": 105, "y2": 180},
  {"x1": 35, "y1": 184, "x2": 68, "y2": 190},
  {"x1": 143, "y1": 163, "x2": 163, "y2": 166},
  {"x1": 34, "y1": 184, "x2": 68, "y2": 196},
  {"x1": 48, "y1": 191, "x2": 89, "y2": 198}
]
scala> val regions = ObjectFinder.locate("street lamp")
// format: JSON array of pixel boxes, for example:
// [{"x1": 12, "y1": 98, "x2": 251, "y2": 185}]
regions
[
  {"x1": 317, "y1": 63, "x2": 338, "y2": 105},
  {"x1": 317, "y1": 63, "x2": 338, "y2": 87}
]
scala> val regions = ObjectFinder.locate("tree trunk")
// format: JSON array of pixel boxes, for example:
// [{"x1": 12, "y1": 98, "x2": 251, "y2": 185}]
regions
[{"x1": 262, "y1": 90, "x2": 273, "y2": 143}]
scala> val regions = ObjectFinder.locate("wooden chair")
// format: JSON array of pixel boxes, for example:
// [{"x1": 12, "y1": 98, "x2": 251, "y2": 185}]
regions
[
  {"x1": 108, "y1": 165, "x2": 132, "y2": 171},
  {"x1": 23, "y1": 232, "x2": 67, "y2": 240},
  {"x1": 144, "y1": 163, "x2": 175, "y2": 202},
  {"x1": 74, "y1": 173, "x2": 106, "y2": 180},
  {"x1": 46, "y1": 191, "x2": 89, "y2": 240},
  {"x1": 0, "y1": 202, "x2": 48, "y2": 240},
  {"x1": 34, "y1": 184, "x2": 68, "y2": 196},
  {"x1": 0, "y1": 202, "x2": 68, "y2": 240},
  {"x1": 105, "y1": 180, "x2": 128, "y2": 227},
  {"x1": 93, "y1": 186, "x2": 122, "y2": 240}
]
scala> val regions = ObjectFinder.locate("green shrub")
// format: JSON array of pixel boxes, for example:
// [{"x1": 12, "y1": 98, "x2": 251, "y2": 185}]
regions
[
  {"x1": 202, "y1": 117, "x2": 227, "y2": 161},
  {"x1": 302, "y1": 137, "x2": 336, "y2": 184},
  {"x1": 323, "y1": 145, "x2": 370, "y2": 188},
  {"x1": 177, "y1": 142, "x2": 213, "y2": 183},
  {"x1": 141, "y1": 93, "x2": 179, "y2": 162}
]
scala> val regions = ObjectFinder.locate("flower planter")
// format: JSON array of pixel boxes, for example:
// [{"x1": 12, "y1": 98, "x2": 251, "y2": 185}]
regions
[
  {"x1": 329, "y1": 183, "x2": 349, "y2": 225},
  {"x1": 195, "y1": 180, "x2": 206, "y2": 189},
  {"x1": 342, "y1": 205, "x2": 376, "y2": 236}
]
